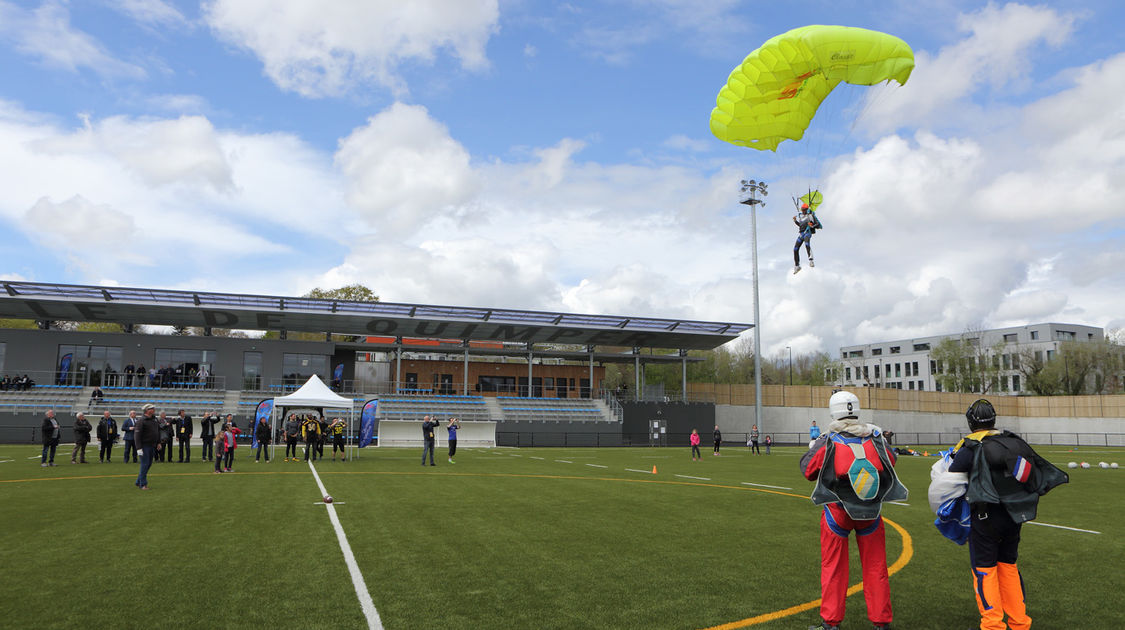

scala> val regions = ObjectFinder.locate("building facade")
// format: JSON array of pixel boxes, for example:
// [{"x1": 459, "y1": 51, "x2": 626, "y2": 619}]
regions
[{"x1": 835, "y1": 323, "x2": 1104, "y2": 394}]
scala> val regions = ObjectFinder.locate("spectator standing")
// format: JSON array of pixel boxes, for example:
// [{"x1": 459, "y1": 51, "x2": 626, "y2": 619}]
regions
[
  {"x1": 40, "y1": 409, "x2": 61, "y2": 466},
  {"x1": 212, "y1": 432, "x2": 225, "y2": 473},
  {"x1": 765, "y1": 435, "x2": 772, "y2": 455},
  {"x1": 121, "y1": 410, "x2": 138, "y2": 463},
  {"x1": 317, "y1": 416, "x2": 328, "y2": 459},
  {"x1": 284, "y1": 414, "x2": 301, "y2": 462},
  {"x1": 750, "y1": 425, "x2": 761, "y2": 455},
  {"x1": 200, "y1": 411, "x2": 219, "y2": 461},
  {"x1": 712, "y1": 425, "x2": 722, "y2": 456},
  {"x1": 254, "y1": 417, "x2": 271, "y2": 463},
  {"x1": 421, "y1": 415, "x2": 439, "y2": 466},
  {"x1": 446, "y1": 417, "x2": 460, "y2": 464},
  {"x1": 96, "y1": 410, "x2": 118, "y2": 462},
  {"x1": 690, "y1": 429, "x2": 701, "y2": 461},
  {"x1": 800, "y1": 391, "x2": 906, "y2": 630},
  {"x1": 157, "y1": 413, "x2": 174, "y2": 462},
  {"x1": 71, "y1": 412, "x2": 93, "y2": 464},
  {"x1": 123, "y1": 364, "x2": 135, "y2": 387},
  {"x1": 134, "y1": 404, "x2": 160, "y2": 489},
  {"x1": 221, "y1": 422, "x2": 238, "y2": 472},
  {"x1": 810, "y1": 420, "x2": 821, "y2": 442},
  {"x1": 176, "y1": 409, "x2": 193, "y2": 463},
  {"x1": 302, "y1": 415, "x2": 320, "y2": 462},
  {"x1": 329, "y1": 417, "x2": 346, "y2": 461}
]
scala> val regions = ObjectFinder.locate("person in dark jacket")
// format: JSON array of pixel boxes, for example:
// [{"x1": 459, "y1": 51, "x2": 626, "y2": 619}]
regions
[
  {"x1": 96, "y1": 410, "x2": 118, "y2": 462},
  {"x1": 71, "y1": 412, "x2": 93, "y2": 464},
  {"x1": 134, "y1": 404, "x2": 160, "y2": 489},
  {"x1": 421, "y1": 416, "x2": 439, "y2": 466},
  {"x1": 302, "y1": 415, "x2": 320, "y2": 462},
  {"x1": 199, "y1": 411, "x2": 219, "y2": 461},
  {"x1": 317, "y1": 416, "x2": 328, "y2": 458},
  {"x1": 712, "y1": 425, "x2": 722, "y2": 456},
  {"x1": 176, "y1": 409, "x2": 193, "y2": 463},
  {"x1": 40, "y1": 409, "x2": 61, "y2": 466},
  {"x1": 255, "y1": 417, "x2": 271, "y2": 463},
  {"x1": 157, "y1": 413, "x2": 174, "y2": 462},
  {"x1": 945, "y1": 399, "x2": 1067, "y2": 630},
  {"x1": 121, "y1": 410, "x2": 138, "y2": 463},
  {"x1": 284, "y1": 414, "x2": 301, "y2": 462}
]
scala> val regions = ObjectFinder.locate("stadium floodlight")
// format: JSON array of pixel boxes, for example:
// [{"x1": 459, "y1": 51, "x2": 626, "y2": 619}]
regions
[{"x1": 739, "y1": 178, "x2": 766, "y2": 434}]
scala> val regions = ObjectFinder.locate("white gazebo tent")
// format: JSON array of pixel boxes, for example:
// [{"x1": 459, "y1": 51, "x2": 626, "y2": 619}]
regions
[{"x1": 271, "y1": 375, "x2": 357, "y2": 460}]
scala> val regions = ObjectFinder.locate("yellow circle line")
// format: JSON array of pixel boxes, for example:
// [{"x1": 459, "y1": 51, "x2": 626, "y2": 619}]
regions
[
  {"x1": 0, "y1": 465, "x2": 913, "y2": 629},
  {"x1": 701, "y1": 516, "x2": 913, "y2": 629}
]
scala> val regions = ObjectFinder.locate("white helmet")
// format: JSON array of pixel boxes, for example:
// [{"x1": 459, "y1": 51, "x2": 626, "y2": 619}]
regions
[{"x1": 829, "y1": 391, "x2": 860, "y2": 421}]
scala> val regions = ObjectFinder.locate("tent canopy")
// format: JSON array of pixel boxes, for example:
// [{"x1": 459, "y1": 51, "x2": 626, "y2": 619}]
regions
[{"x1": 273, "y1": 374, "x2": 353, "y2": 409}]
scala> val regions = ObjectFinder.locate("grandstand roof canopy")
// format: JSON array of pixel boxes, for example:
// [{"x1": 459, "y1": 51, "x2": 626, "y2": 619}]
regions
[{"x1": 0, "y1": 282, "x2": 751, "y2": 351}]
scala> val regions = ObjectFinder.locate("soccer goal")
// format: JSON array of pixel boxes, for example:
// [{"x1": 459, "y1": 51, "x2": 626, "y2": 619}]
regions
[{"x1": 376, "y1": 420, "x2": 497, "y2": 448}]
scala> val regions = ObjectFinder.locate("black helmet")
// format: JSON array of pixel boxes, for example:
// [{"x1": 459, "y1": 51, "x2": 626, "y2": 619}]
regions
[{"x1": 966, "y1": 399, "x2": 996, "y2": 431}]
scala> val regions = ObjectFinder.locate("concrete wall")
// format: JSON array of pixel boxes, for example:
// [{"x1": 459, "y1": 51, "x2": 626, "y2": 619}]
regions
[{"x1": 715, "y1": 404, "x2": 1125, "y2": 447}]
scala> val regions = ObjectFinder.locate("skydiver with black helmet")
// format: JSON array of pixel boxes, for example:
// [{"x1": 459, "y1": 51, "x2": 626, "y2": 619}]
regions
[{"x1": 937, "y1": 399, "x2": 1067, "y2": 630}]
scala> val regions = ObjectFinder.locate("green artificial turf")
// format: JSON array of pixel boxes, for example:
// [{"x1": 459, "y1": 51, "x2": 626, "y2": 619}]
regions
[{"x1": 1, "y1": 443, "x2": 1122, "y2": 629}]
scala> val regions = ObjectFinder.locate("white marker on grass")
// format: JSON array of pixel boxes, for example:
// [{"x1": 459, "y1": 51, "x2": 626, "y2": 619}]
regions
[{"x1": 308, "y1": 462, "x2": 383, "y2": 630}]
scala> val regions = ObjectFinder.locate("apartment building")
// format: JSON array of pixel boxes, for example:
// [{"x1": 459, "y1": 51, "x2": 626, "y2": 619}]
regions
[{"x1": 834, "y1": 323, "x2": 1104, "y2": 394}]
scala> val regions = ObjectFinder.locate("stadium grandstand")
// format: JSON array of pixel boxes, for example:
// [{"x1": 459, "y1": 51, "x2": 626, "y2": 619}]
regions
[{"x1": 0, "y1": 281, "x2": 751, "y2": 447}]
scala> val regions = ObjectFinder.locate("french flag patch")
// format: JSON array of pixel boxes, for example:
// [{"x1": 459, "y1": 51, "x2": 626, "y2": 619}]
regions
[{"x1": 1013, "y1": 456, "x2": 1032, "y2": 483}]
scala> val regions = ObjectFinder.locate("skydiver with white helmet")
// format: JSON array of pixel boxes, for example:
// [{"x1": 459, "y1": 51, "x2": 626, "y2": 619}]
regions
[
  {"x1": 800, "y1": 391, "x2": 906, "y2": 630},
  {"x1": 793, "y1": 202, "x2": 823, "y2": 275}
]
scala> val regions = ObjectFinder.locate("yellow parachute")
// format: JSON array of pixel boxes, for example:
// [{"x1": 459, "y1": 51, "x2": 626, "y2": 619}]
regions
[
  {"x1": 799, "y1": 190, "x2": 823, "y2": 212},
  {"x1": 710, "y1": 25, "x2": 914, "y2": 151}
]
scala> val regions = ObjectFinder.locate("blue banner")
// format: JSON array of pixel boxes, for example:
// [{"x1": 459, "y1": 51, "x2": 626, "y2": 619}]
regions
[
  {"x1": 359, "y1": 399, "x2": 377, "y2": 448},
  {"x1": 333, "y1": 363, "x2": 344, "y2": 384},
  {"x1": 252, "y1": 399, "x2": 273, "y2": 449},
  {"x1": 58, "y1": 353, "x2": 73, "y2": 385}
]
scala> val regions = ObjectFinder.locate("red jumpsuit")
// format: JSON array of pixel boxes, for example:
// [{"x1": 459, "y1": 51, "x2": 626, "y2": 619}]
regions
[{"x1": 803, "y1": 436, "x2": 895, "y2": 627}]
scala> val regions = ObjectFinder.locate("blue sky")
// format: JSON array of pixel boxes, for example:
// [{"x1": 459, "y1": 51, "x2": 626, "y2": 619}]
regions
[{"x1": 1, "y1": 0, "x2": 1123, "y2": 357}]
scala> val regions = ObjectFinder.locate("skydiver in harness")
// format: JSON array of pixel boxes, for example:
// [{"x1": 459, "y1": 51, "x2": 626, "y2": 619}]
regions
[{"x1": 793, "y1": 203, "x2": 823, "y2": 274}]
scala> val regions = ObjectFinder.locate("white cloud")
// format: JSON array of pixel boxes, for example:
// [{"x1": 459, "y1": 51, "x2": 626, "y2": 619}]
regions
[
  {"x1": 106, "y1": 0, "x2": 188, "y2": 28},
  {"x1": 203, "y1": 0, "x2": 499, "y2": 97},
  {"x1": 0, "y1": 1, "x2": 146, "y2": 79},
  {"x1": 335, "y1": 102, "x2": 480, "y2": 236},
  {"x1": 863, "y1": 3, "x2": 1077, "y2": 133},
  {"x1": 23, "y1": 196, "x2": 145, "y2": 273}
]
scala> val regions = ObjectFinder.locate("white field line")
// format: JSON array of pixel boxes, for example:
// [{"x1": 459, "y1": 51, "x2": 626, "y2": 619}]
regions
[
  {"x1": 313, "y1": 502, "x2": 347, "y2": 505},
  {"x1": 308, "y1": 462, "x2": 383, "y2": 630},
  {"x1": 740, "y1": 481, "x2": 793, "y2": 490},
  {"x1": 510, "y1": 454, "x2": 522, "y2": 457},
  {"x1": 585, "y1": 463, "x2": 608, "y2": 468},
  {"x1": 529, "y1": 456, "x2": 545, "y2": 460},
  {"x1": 27, "y1": 456, "x2": 40, "y2": 459},
  {"x1": 675, "y1": 474, "x2": 710, "y2": 481},
  {"x1": 625, "y1": 468, "x2": 655, "y2": 474},
  {"x1": 555, "y1": 459, "x2": 573, "y2": 464},
  {"x1": 0, "y1": 460, "x2": 13, "y2": 463},
  {"x1": 1026, "y1": 521, "x2": 1101, "y2": 535},
  {"x1": 887, "y1": 501, "x2": 910, "y2": 507}
]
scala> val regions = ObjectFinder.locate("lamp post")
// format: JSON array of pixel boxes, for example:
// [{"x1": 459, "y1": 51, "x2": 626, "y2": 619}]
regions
[
  {"x1": 786, "y1": 345, "x2": 792, "y2": 386},
  {"x1": 740, "y1": 179, "x2": 767, "y2": 435}
]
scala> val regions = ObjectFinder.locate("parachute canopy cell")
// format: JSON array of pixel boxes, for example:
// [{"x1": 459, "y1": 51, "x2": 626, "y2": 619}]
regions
[{"x1": 710, "y1": 25, "x2": 914, "y2": 152}]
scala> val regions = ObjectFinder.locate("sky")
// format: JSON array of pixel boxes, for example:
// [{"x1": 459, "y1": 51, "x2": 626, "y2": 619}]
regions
[{"x1": 1, "y1": 0, "x2": 1123, "y2": 359}]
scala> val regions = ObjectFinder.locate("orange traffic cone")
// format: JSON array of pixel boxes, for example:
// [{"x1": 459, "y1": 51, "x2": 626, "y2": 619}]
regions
[{"x1": 652, "y1": 465, "x2": 658, "y2": 474}]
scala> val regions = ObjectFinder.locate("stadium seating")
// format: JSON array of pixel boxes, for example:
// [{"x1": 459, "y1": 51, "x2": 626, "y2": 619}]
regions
[
  {"x1": 495, "y1": 396, "x2": 610, "y2": 422},
  {"x1": 376, "y1": 394, "x2": 490, "y2": 422}
]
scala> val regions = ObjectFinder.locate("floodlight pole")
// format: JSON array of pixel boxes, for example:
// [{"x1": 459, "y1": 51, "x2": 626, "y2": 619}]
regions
[{"x1": 740, "y1": 179, "x2": 767, "y2": 436}]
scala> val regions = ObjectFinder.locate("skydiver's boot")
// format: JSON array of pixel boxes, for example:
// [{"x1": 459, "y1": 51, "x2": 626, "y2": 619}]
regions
[
  {"x1": 997, "y1": 562, "x2": 1031, "y2": 630},
  {"x1": 793, "y1": 265, "x2": 801, "y2": 275},
  {"x1": 809, "y1": 257, "x2": 815, "y2": 267}
]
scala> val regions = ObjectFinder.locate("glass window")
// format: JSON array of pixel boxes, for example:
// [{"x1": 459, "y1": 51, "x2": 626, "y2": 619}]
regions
[
  {"x1": 153, "y1": 349, "x2": 217, "y2": 388},
  {"x1": 874, "y1": 365, "x2": 880, "y2": 379},
  {"x1": 908, "y1": 381, "x2": 915, "y2": 390},
  {"x1": 918, "y1": 381, "x2": 924, "y2": 391},
  {"x1": 905, "y1": 363, "x2": 911, "y2": 377},
  {"x1": 283, "y1": 353, "x2": 329, "y2": 386},
  {"x1": 863, "y1": 366, "x2": 869, "y2": 380},
  {"x1": 1002, "y1": 354, "x2": 1010, "y2": 370},
  {"x1": 845, "y1": 367, "x2": 852, "y2": 381},
  {"x1": 913, "y1": 343, "x2": 930, "y2": 351},
  {"x1": 895, "y1": 363, "x2": 901, "y2": 378},
  {"x1": 913, "y1": 361, "x2": 919, "y2": 375},
  {"x1": 890, "y1": 346, "x2": 900, "y2": 354},
  {"x1": 872, "y1": 348, "x2": 882, "y2": 356},
  {"x1": 243, "y1": 352, "x2": 262, "y2": 390},
  {"x1": 56, "y1": 344, "x2": 123, "y2": 386},
  {"x1": 1055, "y1": 330, "x2": 1075, "y2": 341},
  {"x1": 1012, "y1": 375, "x2": 1020, "y2": 391},
  {"x1": 1003, "y1": 333, "x2": 1017, "y2": 342},
  {"x1": 1030, "y1": 330, "x2": 1039, "y2": 340}
]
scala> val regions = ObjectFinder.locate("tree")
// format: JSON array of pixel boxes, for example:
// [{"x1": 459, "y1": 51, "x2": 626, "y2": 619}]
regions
[
  {"x1": 1018, "y1": 346, "x2": 1059, "y2": 396},
  {"x1": 262, "y1": 284, "x2": 381, "y2": 341},
  {"x1": 930, "y1": 333, "x2": 1006, "y2": 394}
]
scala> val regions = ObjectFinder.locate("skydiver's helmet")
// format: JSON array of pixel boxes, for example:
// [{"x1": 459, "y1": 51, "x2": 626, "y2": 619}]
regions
[
  {"x1": 800, "y1": 203, "x2": 809, "y2": 211},
  {"x1": 829, "y1": 391, "x2": 860, "y2": 421},
  {"x1": 966, "y1": 399, "x2": 996, "y2": 431}
]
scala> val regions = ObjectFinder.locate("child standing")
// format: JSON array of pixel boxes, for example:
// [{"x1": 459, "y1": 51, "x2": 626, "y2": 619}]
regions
[
  {"x1": 213, "y1": 433, "x2": 225, "y2": 474},
  {"x1": 222, "y1": 423, "x2": 238, "y2": 472},
  {"x1": 690, "y1": 429, "x2": 701, "y2": 461},
  {"x1": 765, "y1": 435, "x2": 772, "y2": 455}
]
